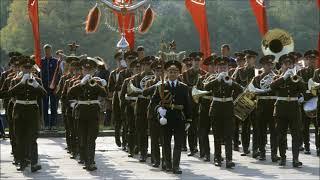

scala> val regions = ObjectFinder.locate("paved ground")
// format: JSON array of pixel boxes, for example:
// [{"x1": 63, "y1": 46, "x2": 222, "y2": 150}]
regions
[{"x1": 0, "y1": 135, "x2": 319, "y2": 180}]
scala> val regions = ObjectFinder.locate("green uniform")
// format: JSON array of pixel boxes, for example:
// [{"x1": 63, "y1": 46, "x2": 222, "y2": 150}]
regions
[{"x1": 68, "y1": 80, "x2": 107, "y2": 167}]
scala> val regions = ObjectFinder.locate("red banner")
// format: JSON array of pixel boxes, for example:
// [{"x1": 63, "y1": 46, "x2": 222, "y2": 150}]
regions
[
  {"x1": 114, "y1": 0, "x2": 135, "y2": 50},
  {"x1": 28, "y1": 0, "x2": 41, "y2": 67},
  {"x1": 249, "y1": 0, "x2": 268, "y2": 36},
  {"x1": 185, "y1": 0, "x2": 211, "y2": 61}
]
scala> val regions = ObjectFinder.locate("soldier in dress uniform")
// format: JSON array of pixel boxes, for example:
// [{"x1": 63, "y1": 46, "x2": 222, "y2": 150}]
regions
[
  {"x1": 131, "y1": 55, "x2": 155, "y2": 162},
  {"x1": 119, "y1": 59, "x2": 142, "y2": 157},
  {"x1": 152, "y1": 60, "x2": 192, "y2": 174},
  {"x1": 204, "y1": 56, "x2": 243, "y2": 168},
  {"x1": 270, "y1": 54, "x2": 306, "y2": 167},
  {"x1": 196, "y1": 55, "x2": 216, "y2": 162},
  {"x1": 61, "y1": 60, "x2": 83, "y2": 159},
  {"x1": 56, "y1": 56, "x2": 80, "y2": 153},
  {"x1": 248, "y1": 55, "x2": 280, "y2": 162},
  {"x1": 108, "y1": 51, "x2": 127, "y2": 147},
  {"x1": 115, "y1": 51, "x2": 136, "y2": 150},
  {"x1": 7, "y1": 56, "x2": 47, "y2": 172},
  {"x1": 68, "y1": 57, "x2": 108, "y2": 171},
  {"x1": 181, "y1": 56, "x2": 193, "y2": 151},
  {"x1": 230, "y1": 52, "x2": 246, "y2": 151},
  {"x1": 297, "y1": 50, "x2": 319, "y2": 155},
  {"x1": 234, "y1": 49, "x2": 259, "y2": 157},
  {"x1": 0, "y1": 52, "x2": 22, "y2": 164},
  {"x1": 142, "y1": 60, "x2": 163, "y2": 167},
  {"x1": 181, "y1": 52, "x2": 206, "y2": 156}
]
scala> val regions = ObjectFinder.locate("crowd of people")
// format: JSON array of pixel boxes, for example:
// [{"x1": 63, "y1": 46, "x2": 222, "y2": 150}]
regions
[{"x1": 1, "y1": 42, "x2": 319, "y2": 174}]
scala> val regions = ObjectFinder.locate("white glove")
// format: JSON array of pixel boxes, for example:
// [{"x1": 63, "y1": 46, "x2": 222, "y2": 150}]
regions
[
  {"x1": 226, "y1": 79, "x2": 233, "y2": 86},
  {"x1": 298, "y1": 96, "x2": 304, "y2": 104},
  {"x1": 31, "y1": 79, "x2": 39, "y2": 88},
  {"x1": 21, "y1": 74, "x2": 30, "y2": 84},
  {"x1": 120, "y1": 60, "x2": 127, "y2": 68},
  {"x1": 159, "y1": 117, "x2": 167, "y2": 125},
  {"x1": 80, "y1": 74, "x2": 91, "y2": 85},
  {"x1": 100, "y1": 79, "x2": 107, "y2": 87},
  {"x1": 185, "y1": 123, "x2": 191, "y2": 131},
  {"x1": 157, "y1": 107, "x2": 167, "y2": 117},
  {"x1": 283, "y1": 69, "x2": 293, "y2": 80}
]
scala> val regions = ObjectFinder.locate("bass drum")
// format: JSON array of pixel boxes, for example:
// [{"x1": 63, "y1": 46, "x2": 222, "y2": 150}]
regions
[
  {"x1": 303, "y1": 97, "x2": 318, "y2": 118},
  {"x1": 233, "y1": 91, "x2": 256, "y2": 121}
]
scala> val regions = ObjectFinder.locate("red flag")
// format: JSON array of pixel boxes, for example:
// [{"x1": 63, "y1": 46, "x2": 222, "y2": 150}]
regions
[
  {"x1": 114, "y1": 0, "x2": 135, "y2": 50},
  {"x1": 28, "y1": 0, "x2": 41, "y2": 67},
  {"x1": 185, "y1": 0, "x2": 211, "y2": 60},
  {"x1": 249, "y1": 0, "x2": 268, "y2": 36}
]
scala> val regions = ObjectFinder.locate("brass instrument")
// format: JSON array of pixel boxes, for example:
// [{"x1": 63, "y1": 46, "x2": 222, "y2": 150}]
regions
[
  {"x1": 260, "y1": 71, "x2": 277, "y2": 90},
  {"x1": 27, "y1": 78, "x2": 36, "y2": 86},
  {"x1": 127, "y1": 80, "x2": 143, "y2": 96},
  {"x1": 140, "y1": 75, "x2": 155, "y2": 90},
  {"x1": 308, "y1": 78, "x2": 320, "y2": 96},
  {"x1": 262, "y1": 28, "x2": 294, "y2": 62},
  {"x1": 88, "y1": 78, "x2": 98, "y2": 87},
  {"x1": 191, "y1": 86, "x2": 210, "y2": 103}
]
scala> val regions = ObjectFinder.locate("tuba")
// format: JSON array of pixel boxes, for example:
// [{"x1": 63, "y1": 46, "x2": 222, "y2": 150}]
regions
[{"x1": 262, "y1": 28, "x2": 294, "y2": 62}]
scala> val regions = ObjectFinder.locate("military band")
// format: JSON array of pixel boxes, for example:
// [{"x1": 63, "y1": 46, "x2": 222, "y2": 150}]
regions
[{"x1": 2, "y1": 42, "x2": 319, "y2": 174}]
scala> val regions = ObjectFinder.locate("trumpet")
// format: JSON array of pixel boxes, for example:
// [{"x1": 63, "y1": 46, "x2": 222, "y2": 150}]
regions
[
  {"x1": 88, "y1": 78, "x2": 97, "y2": 87},
  {"x1": 27, "y1": 78, "x2": 36, "y2": 86}
]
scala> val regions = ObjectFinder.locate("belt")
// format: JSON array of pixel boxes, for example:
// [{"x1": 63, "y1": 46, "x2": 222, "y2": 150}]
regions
[
  {"x1": 125, "y1": 94, "x2": 138, "y2": 101},
  {"x1": 212, "y1": 97, "x2": 233, "y2": 102},
  {"x1": 164, "y1": 104, "x2": 184, "y2": 110},
  {"x1": 15, "y1": 100, "x2": 37, "y2": 105},
  {"x1": 277, "y1": 97, "x2": 299, "y2": 101},
  {"x1": 257, "y1": 96, "x2": 277, "y2": 100},
  {"x1": 138, "y1": 95, "x2": 150, "y2": 99},
  {"x1": 202, "y1": 95, "x2": 213, "y2": 100},
  {"x1": 78, "y1": 100, "x2": 100, "y2": 105}
]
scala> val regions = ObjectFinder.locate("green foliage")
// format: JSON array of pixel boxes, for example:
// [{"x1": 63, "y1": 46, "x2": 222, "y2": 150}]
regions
[{"x1": 0, "y1": 0, "x2": 319, "y2": 68}]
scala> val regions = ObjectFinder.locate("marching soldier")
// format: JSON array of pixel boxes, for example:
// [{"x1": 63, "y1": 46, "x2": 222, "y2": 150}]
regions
[
  {"x1": 234, "y1": 49, "x2": 259, "y2": 157},
  {"x1": 7, "y1": 56, "x2": 47, "y2": 172},
  {"x1": 297, "y1": 50, "x2": 319, "y2": 155},
  {"x1": 109, "y1": 51, "x2": 131, "y2": 148},
  {"x1": 152, "y1": 60, "x2": 192, "y2": 174},
  {"x1": 270, "y1": 54, "x2": 306, "y2": 167},
  {"x1": 142, "y1": 60, "x2": 163, "y2": 167},
  {"x1": 196, "y1": 55, "x2": 216, "y2": 162},
  {"x1": 0, "y1": 52, "x2": 22, "y2": 164},
  {"x1": 68, "y1": 57, "x2": 108, "y2": 171},
  {"x1": 61, "y1": 60, "x2": 83, "y2": 159},
  {"x1": 116, "y1": 51, "x2": 137, "y2": 150},
  {"x1": 248, "y1": 55, "x2": 280, "y2": 162},
  {"x1": 131, "y1": 55, "x2": 155, "y2": 162},
  {"x1": 120, "y1": 59, "x2": 142, "y2": 157},
  {"x1": 230, "y1": 52, "x2": 246, "y2": 151},
  {"x1": 56, "y1": 55, "x2": 79, "y2": 153},
  {"x1": 204, "y1": 56, "x2": 243, "y2": 168},
  {"x1": 181, "y1": 52, "x2": 206, "y2": 156}
]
